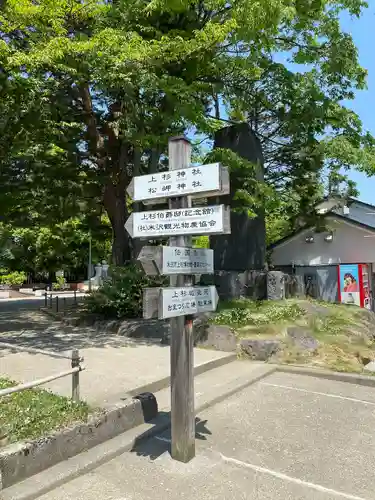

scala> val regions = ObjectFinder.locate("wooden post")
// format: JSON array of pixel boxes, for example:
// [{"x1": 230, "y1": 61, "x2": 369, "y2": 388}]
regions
[
  {"x1": 168, "y1": 136, "x2": 195, "y2": 463},
  {"x1": 0, "y1": 427, "x2": 7, "y2": 448},
  {"x1": 44, "y1": 292, "x2": 47, "y2": 307},
  {"x1": 55, "y1": 295, "x2": 59, "y2": 313},
  {"x1": 71, "y1": 349, "x2": 80, "y2": 402}
]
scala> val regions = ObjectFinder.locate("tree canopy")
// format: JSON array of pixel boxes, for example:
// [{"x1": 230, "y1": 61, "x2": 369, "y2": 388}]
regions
[{"x1": 1, "y1": 0, "x2": 374, "y2": 270}]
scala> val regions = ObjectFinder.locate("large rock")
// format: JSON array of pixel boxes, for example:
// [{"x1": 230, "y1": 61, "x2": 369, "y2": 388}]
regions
[
  {"x1": 240, "y1": 338, "x2": 282, "y2": 361},
  {"x1": 117, "y1": 319, "x2": 169, "y2": 339},
  {"x1": 201, "y1": 270, "x2": 266, "y2": 300},
  {"x1": 287, "y1": 326, "x2": 319, "y2": 351},
  {"x1": 195, "y1": 324, "x2": 237, "y2": 352}
]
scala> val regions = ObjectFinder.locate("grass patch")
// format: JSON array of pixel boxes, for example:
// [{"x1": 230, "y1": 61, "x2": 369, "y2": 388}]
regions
[
  {"x1": 0, "y1": 378, "x2": 91, "y2": 444},
  {"x1": 211, "y1": 297, "x2": 375, "y2": 373},
  {"x1": 212, "y1": 299, "x2": 304, "y2": 329}
]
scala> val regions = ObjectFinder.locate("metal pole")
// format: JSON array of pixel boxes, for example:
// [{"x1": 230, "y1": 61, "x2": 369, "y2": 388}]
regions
[
  {"x1": 88, "y1": 232, "x2": 92, "y2": 292},
  {"x1": 56, "y1": 295, "x2": 59, "y2": 313},
  {"x1": 63, "y1": 297, "x2": 66, "y2": 315},
  {"x1": 74, "y1": 290, "x2": 77, "y2": 305},
  {"x1": 44, "y1": 292, "x2": 47, "y2": 307},
  {"x1": 168, "y1": 136, "x2": 195, "y2": 463},
  {"x1": 71, "y1": 349, "x2": 80, "y2": 402}
]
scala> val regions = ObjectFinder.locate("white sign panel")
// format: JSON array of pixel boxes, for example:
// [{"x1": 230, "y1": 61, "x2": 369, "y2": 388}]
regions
[
  {"x1": 162, "y1": 247, "x2": 214, "y2": 274},
  {"x1": 129, "y1": 163, "x2": 225, "y2": 202},
  {"x1": 126, "y1": 204, "x2": 230, "y2": 238},
  {"x1": 161, "y1": 286, "x2": 219, "y2": 319}
]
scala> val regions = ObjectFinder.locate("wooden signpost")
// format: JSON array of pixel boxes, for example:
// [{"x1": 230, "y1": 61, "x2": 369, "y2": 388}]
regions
[{"x1": 125, "y1": 136, "x2": 231, "y2": 463}]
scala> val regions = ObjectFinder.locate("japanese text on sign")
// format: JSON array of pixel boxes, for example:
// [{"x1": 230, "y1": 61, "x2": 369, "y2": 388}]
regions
[
  {"x1": 132, "y1": 205, "x2": 226, "y2": 238},
  {"x1": 161, "y1": 286, "x2": 218, "y2": 319},
  {"x1": 132, "y1": 163, "x2": 221, "y2": 201},
  {"x1": 162, "y1": 247, "x2": 213, "y2": 274}
]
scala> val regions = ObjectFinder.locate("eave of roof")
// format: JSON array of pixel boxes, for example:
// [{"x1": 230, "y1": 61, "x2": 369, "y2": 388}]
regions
[{"x1": 268, "y1": 211, "x2": 375, "y2": 250}]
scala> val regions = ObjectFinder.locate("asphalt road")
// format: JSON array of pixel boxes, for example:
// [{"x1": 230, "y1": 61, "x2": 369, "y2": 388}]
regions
[
  {"x1": 37, "y1": 371, "x2": 375, "y2": 500},
  {"x1": 0, "y1": 294, "x2": 82, "y2": 313}
]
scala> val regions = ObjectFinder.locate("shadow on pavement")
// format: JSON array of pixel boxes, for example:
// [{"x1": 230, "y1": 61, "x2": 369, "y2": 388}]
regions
[
  {"x1": 0, "y1": 307, "x2": 168, "y2": 354},
  {"x1": 131, "y1": 414, "x2": 212, "y2": 461}
]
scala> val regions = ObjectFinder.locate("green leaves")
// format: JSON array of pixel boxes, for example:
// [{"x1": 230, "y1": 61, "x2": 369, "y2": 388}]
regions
[{"x1": 0, "y1": 0, "x2": 373, "y2": 264}]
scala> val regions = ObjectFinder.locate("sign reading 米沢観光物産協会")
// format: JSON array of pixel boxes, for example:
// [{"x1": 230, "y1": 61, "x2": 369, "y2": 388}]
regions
[{"x1": 125, "y1": 205, "x2": 230, "y2": 239}]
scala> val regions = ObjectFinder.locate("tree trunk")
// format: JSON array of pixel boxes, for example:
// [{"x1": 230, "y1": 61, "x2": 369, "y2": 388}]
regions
[{"x1": 103, "y1": 182, "x2": 132, "y2": 266}]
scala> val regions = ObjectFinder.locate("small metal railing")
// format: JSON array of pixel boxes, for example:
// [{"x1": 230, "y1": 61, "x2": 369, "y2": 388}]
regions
[
  {"x1": 0, "y1": 343, "x2": 84, "y2": 401},
  {"x1": 0, "y1": 333, "x2": 85, "y2": 448},
  {"x1": 44, "y1": 291, "x2": 78, "y2": 313}
]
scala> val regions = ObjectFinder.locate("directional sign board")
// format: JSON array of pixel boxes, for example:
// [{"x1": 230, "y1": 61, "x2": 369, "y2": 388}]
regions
[
  {"x1": 125, "y1": 205, "x2": 230, "y2": 239},
  {"x1": 127, "y1": 163, "x2": 229, "y2": 203},
  {"x1": 143, "y1": 286, "x2": 219, "y2": 319},
  {"x1": 137, "y1": 246, "x2": 214, "y2": 276}
]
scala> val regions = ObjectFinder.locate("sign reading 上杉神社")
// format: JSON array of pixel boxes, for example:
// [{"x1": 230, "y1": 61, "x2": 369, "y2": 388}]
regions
[
  {"x1": 127, "y1": 163, "x2": 229, "y2": 203},
  {"x1": 125, "y1": 205, "x2": 230, "y2": 239},
  {"x1": 137, "y1": 246, "x2": 214, "y2": 276}
]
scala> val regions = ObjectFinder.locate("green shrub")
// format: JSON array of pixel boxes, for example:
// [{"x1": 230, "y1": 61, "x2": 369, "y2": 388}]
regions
[
  {"x1": 84, "y1": 264, "x2": 166, "y2": 319},
  {"x1": 0, "y1": 271, "x2": 26, "y2": 286},
  {"x1": 52, "y1": 276, "x2": 67, "y2": 290},
  {"x1": 212, "y1": 302, "x2": 304, "y2": 327}
]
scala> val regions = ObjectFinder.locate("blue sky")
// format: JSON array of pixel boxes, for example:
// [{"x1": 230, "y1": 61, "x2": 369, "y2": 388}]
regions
[{"x1": 340, "y1": 5, "x2": 375, "y2": 204}]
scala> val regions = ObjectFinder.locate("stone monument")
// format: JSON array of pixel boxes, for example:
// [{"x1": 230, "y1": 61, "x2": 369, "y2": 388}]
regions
[{"x1": 209, "y1": 123, "x2": 266, "y2": 299}]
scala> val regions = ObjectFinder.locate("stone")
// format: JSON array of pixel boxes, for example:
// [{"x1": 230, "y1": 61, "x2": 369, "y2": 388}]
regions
[
  {"x1": 117, "y1": 319, "x2": 169, "y2": 340},
  {"x1": 196, "y1": 324, "x2": 237, "y2": 352},
  {"x1": 203, "y1": 270, "x2": 266, "y2": 300},
  {"x1": 210, "y1": 123, "x2": 266, "y2": 272},
  {"x1": 364, "y1": 361, "x2": 375, "y2": 372},
  {"x1": 240, "y1": 338, "x2": 281, "y2": 361},
  {"x1": 287, "y1": 326, "x2": 319, "y2": 351},
  {"x1": 267, "y1": 271, "x2": 285, "y2": 301}
]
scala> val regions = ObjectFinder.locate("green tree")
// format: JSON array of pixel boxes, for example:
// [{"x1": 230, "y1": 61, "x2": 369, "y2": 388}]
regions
[
  {"x1": 0, "y1": 215, "x2": 111, "y2": 277},
  {"x1": 1, "y1": 0, "x2": 374, "y2": 263}
]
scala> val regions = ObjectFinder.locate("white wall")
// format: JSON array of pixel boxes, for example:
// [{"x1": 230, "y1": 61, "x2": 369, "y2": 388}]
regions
[{"x1": 271, "y1": 217, "x2": 375, "y2": 266}]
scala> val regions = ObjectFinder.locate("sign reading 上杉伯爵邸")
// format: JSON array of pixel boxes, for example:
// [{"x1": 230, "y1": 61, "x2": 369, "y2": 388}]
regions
[
  {"x1": 125, "y1": 205, "x2": 230, "y2": 239},
  {"x1": 127, "y1": 163, "x2": 229, "y2": 203}
]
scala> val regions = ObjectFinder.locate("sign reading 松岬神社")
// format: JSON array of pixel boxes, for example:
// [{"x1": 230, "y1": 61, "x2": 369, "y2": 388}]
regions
[{"x1": 127, "y1": 163, "x2": 229, "y2": 202}]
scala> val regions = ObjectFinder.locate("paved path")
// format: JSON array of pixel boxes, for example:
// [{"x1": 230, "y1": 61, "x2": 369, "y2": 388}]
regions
[
  {"x1": 0, "y1": 309, "x2": 233, "y2": 406},
  {"x1": 0, "y1": 294, "x2": 83, "y2": 313},
  {"x1": 37, "y1": 371, "x2": 375, "y2": 500}
]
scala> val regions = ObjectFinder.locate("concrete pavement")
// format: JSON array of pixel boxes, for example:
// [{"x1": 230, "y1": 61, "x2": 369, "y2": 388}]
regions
[
  {"x1": 0, "y1": 309, "x2": 235, "y2": 406},
  {"x1": 32, "y1": 371, "x2": 375, "y2": 500}
]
